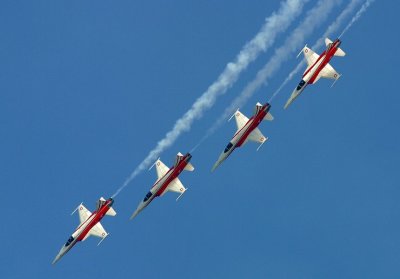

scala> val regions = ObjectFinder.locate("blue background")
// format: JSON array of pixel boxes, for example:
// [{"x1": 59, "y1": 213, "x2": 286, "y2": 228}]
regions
[{"x1": 1, "y1": 1, "x2": 399, "y2": 278}]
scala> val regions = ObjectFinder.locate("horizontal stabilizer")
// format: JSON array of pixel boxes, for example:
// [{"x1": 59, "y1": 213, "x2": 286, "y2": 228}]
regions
[
  {"x1": 263, "y1": 112, "x2": 273, "y2": 121},
  {"x1": 325, "y1": 38, "x2": 345, "y2": 56},
  {"x1": 106, "y1": 207, "x2": 117, "y2": 216},
  {"x1": 184, "y1": 162, "x2": 194, "y2": 171},
  {"x1": 334, "y1": 47, "x2": 346, "y2": 57}
]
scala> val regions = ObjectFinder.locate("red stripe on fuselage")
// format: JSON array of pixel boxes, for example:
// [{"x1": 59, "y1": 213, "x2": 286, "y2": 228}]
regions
[
  {"x1": 303, "y1": 44, "x2": 339, "y2": 84},
  {"x1": 303, "y1": 50, "x2": 326, "y2": 78},
  {"x1": 234, "y1": 109, "x2": 267, "y2": 147},
  {"x1": 152, "y1": 156, "x2": 189, "y2": 198},
  {"x1": 75, "y1": 200, "x2": 112, "y2": 241}
]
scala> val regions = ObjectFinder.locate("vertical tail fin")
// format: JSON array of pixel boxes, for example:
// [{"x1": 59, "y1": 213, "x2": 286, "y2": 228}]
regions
[
  {"x1": 174, "y1": 152, "x2": 184, "y2": 167},
  {"x1": 254, "y1": 102, "x2": 263, "y2": 114}
]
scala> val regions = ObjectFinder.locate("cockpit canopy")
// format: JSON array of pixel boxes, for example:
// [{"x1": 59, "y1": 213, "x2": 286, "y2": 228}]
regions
[
  {"x1": 296, "y1": 80, "x2": 306, "y2": 91},
  {"x1": 224, "y1": 142, "x2": 233, "y2": 153},
  {"x1": 65, "y1": 236, "x2": 74, "y2": 247},
  {"x1": 143, "y1": 191, "x2": 152, "y2": 202}
]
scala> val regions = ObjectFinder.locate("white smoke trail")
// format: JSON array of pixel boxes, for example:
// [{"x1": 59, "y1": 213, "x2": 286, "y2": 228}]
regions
[
  {"x1": 268, "y1": 0, "x2": 364, "y2": 102},
  {"x1": 112, "y1": 0, "x2": 308, "y2": 198},
  {"x1": 339, "y1": 0, "x2": 375, "y2": 38},
  {"x1": 204, "y1": 0, "x2": 340, "y2": 139}
]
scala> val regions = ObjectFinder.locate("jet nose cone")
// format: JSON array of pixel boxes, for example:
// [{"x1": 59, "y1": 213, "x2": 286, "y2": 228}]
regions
[
  {"x1": 211, "y1": 156, "x2": 224, "y2": 172},
  {"x1": 211, "y1": 162, "x2": 219, "y2": 172},
  {"x1": 284, "y1": 88, "x2": 302, "y2": 109},
  {"x1": 130, "y1": 209, "x2": 140, "y2": 220},
  {"x1": 212, "y1": 148, "x2": 231, "y2": 172},
  {"x1": 52, "y1": 254, "x2": 61, "y2": 265}
]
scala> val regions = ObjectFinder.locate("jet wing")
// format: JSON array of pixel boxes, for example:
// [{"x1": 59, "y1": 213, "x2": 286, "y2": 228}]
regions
[
  {"x1": 160, "y1": 177, "x2": 186, "y2": 196},
  {"x1": 155, "y1": 159, "x2": 170, "y2": 179},
  {"x1": 246, "y1": 127, "x2": 268, "y2": 144},
  {"x1": 233, "y1": 110, "x2": 249, "y2": 131},
  {"x1": 83, "y1": 222, "x2": 108, "y2": 241},
  {"x1": 318, "y1": 62, "x2": 340, "y2": 80},
  {"x1": 78, "y1": 204, "x2": 92, "y2": 224},
  {"x1": 302, "y1": 46, "x2": 319, "y2": 74}
]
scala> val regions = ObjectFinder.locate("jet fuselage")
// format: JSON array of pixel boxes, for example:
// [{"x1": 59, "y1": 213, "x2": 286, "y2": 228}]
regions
[
  {"x1": 131, "y1": 153, "x2": 192, "y2": 218},
  {"x1": 52, "y1": 198, "x2": 114, "y2": 264},
  {"x1": 285, "y1": 39, "x2": 342, "y2": 109},
  {"x1": 212, "y1": 103, "x2": 271, "y2": 171},
  {"x1": 235, "y1": 103, "x2": 271, "y2": 148},
  {"x1": 302, "y1": 39, "x2": 341, "y2": 84}
]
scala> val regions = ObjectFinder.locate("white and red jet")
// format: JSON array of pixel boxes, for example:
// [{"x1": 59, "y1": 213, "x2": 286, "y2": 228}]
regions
[
  {"x1": 284, "y1": 38, "x2": 346, "y2": 109},
  {"x1": 52, "y1": 197, "x2": 116, "y2": 264},
  {"x1": 211, "y1": 102, "x2": 273, "y2": 172},
  {"x1": 130, "y1": 152, "x2": 194, "y2": 220}
]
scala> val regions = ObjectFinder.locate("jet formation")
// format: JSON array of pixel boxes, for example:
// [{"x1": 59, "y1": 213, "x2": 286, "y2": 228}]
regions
[{"x1": 53, "y1": 37, "x2": 346, "y2": 264}]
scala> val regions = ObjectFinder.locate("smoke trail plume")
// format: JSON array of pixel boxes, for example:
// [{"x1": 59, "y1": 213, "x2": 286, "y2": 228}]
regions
[
  {"x1": 204, "y1": 0, "x2": 339, "y2": 139},
  {"x1": 112, "y1": 0, "x2": 308, "y2": 197},
  {"x1": 339, "y1": 0, "x2": 375, "y2": 38}
]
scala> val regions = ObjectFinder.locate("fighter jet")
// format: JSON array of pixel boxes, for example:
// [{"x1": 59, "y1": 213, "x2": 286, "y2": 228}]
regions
[
  {"x1": 52, "y1": 197, "x2": 116, "y2": 264},
  {"x1": 130, "y1": 152, "x2": 194, "y2": 220},
  {"x1": 212, "y1": 102, "x2": 273, "y2": 172},
  {"x1": 284, "y1": 38, "x2": 346, "y2": 109}
]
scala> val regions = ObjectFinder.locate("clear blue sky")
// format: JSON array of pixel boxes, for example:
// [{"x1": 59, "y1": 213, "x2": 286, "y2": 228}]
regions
[{"x1": 1, "y1": 1, "x2": 399, "y2": 278}]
